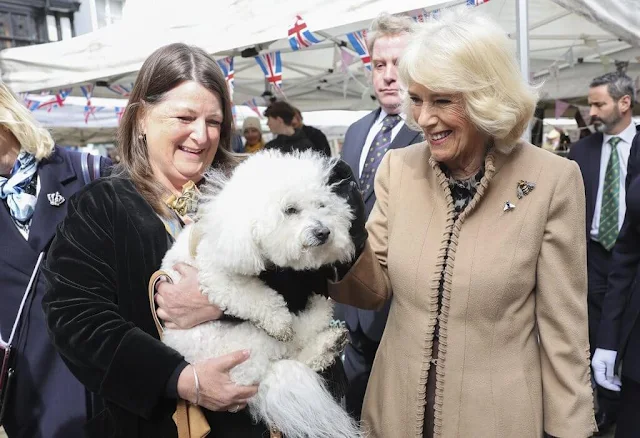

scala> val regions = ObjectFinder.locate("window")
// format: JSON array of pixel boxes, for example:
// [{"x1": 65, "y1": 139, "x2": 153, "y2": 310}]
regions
[
  {"x1": 47, "y1": 14, "x2": 58, "y2": 41},
  {"x1": 60, "y1": 16, "x2": 72, "y2": 40},
  {"x1": 0, "y1": 9, "x2": 39, "y2": 49}
]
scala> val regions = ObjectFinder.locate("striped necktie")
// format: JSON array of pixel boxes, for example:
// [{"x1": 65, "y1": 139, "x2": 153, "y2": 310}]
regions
[{"x1": 598, "y1": 136, "x2": 622, "y2": 251}]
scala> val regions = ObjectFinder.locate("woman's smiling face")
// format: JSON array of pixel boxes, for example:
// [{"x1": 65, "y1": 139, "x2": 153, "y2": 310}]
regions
[
  {"x1": 408, "y1": 83, "x2": 487, "y2": 172},
  {"x1": 141, "y1": 80, "x2": 223, "y2": 193}
]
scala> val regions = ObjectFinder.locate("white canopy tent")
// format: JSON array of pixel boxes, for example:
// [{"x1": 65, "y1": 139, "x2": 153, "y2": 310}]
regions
[{"x1": 1, "y1": 0, "x2": 638, "y2": 144}]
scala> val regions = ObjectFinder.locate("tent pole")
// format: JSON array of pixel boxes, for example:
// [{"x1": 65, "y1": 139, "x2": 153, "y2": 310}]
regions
[{"x1": 516, "y1": 0, "x2": 531, "y2": 140}]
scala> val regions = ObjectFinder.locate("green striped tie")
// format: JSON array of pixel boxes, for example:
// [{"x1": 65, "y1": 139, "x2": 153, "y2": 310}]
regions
[{"x1": 598, "y1": 136, "x2": 622, "y2": 251}]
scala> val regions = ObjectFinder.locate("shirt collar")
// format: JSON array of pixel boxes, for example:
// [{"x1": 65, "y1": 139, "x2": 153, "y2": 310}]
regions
[
  {"x1": 603, "y1": 120, "x2": 637, "y2": 146},
  {"x1": 376, "y1": 108, "x2": 406, "y2": 124}
]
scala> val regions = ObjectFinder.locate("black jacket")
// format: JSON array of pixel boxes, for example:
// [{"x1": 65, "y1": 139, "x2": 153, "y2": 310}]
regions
[
  {"x1": 1, "y1": 147, "x2": 109, "y2": 438},
  {"x1": 41, "y1": 177, "x2": 269, "y2": 437},
  {"x1": 598, "y1": 132, "x2": 640, "y2": 382},
  {"x1": 301, "y1": 124, "x2": 332, "y2": 157},
  {"x1": 264, "y1": 128, "x2": 315, "y2": 154}
]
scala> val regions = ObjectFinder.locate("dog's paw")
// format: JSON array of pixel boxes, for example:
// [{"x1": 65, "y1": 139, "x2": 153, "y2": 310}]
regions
[
  {"x1": 257, "y1": 313, "x2": 294, "y2": 342},
  {"x1": 297, "y1": 326, "x2": 349, "y2": 371}
]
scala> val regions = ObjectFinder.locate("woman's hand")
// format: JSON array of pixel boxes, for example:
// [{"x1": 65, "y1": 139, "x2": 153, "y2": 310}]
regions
[
  {"x1": 177, "y1": 350, "x2": 259, "y2": 412},
  {"x1": 155, "y1": 263, "x2": 223, "y2": 329}
]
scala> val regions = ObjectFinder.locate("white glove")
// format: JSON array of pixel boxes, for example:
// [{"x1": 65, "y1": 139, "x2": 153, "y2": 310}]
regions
[{"x1": 592, "y1": 348, "x2": 621, "y2": 391}]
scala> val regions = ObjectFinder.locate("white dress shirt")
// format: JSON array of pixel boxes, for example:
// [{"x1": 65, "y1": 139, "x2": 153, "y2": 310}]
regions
[
  {"x1": 358, "y1": 109, "x2": 406, "y2": 178},
  {"x1": 590, "y1": 120, "x2": 636, "y2": 240}
]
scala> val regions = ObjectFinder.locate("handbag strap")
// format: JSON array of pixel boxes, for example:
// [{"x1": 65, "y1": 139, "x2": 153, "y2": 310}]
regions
[{"x1": 2, "y1": 252, "x2": 44, "y2": 347}]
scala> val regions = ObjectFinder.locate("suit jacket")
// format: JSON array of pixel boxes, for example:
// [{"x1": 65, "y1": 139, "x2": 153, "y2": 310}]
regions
[
  {"x1": 41, "y1": 176, "x2": 270, "y2": 438},
  {"x1": 1, "y1": 147, "x2": 109, "y2": 438},
  {"x1": 329, "y1": 141, "x2": 596, "y2": 437},
  {"x1": 338, "y1": 108, "x2": 422, "y2": 342},
  {"x1": 598, "y1": 131, "x2": 640, "y2": 382},
  {"x1": 568, "y1": 126, "x2": 640, "y2": 242}
]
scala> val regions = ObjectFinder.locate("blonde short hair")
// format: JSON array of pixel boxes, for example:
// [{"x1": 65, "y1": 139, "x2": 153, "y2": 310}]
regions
[
  {"x1": 366, "y1": 13, "x2": 415, "y2": 55},
  {"x1": 399, "y1": 8, "x2": 538, "y2": 154},
  {"x1": 0, "y1": 82, "x2": 54, "y2": 160}
]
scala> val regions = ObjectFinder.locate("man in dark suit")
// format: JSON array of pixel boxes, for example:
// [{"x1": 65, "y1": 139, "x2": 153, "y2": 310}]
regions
[
  {"x1": 593, "y1": 130, "x2": 640, "y2": 438},
  {"x1": 568, "y1": 72, "x2": 638, "y2": 435},
  {"x1": 334, "y1": 13, "x2": 421, "y2": 421}
]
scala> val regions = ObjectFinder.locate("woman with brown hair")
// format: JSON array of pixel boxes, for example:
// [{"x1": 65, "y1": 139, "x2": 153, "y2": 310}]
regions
[{"x1": 41, "y1": 43, "x2": 263, "y2": 437}]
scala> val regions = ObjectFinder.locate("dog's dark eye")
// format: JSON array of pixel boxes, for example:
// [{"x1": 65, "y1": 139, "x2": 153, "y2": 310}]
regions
[
  {"x1": 285, "y1": 206, "x2": 299, "y2": 215},
  {"x1": 318, "y1": 203, "x2": 325, "y2": 208}
]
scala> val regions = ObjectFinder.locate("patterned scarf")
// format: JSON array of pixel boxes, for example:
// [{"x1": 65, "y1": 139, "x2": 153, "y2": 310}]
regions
[{"x1": 0, "y1": 150, "x2": 38, "y2": 222}]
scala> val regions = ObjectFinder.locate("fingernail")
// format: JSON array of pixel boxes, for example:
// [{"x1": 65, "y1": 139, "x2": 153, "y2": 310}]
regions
[{"x1": 243, "y1": 350, "x2": 250, "y2": 358}]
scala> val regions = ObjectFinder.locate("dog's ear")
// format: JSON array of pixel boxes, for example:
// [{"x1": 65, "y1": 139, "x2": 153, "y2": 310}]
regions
[
  {"x1": 200, "y1": 202, "x2": 265, "y2": 275},
  {"x1": 217, "y1": 218, "x2": 265, "y2": 275}
]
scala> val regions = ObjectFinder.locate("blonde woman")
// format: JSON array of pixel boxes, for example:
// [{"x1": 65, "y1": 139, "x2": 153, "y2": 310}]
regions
[
  {"x1": 328, "y1": 8, "x2": 597, "y2": 438},
  {"x1": 0, "y1": 83, "x2": 110, "y2": 438}
]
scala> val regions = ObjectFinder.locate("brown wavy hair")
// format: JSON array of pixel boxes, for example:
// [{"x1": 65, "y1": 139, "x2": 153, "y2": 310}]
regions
[{"x1": 116, "y1": 43, "x2": 237, "y2": 217}]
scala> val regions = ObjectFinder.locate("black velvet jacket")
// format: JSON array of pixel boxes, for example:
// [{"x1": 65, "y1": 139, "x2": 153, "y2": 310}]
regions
[
  {"x1": 41, "y1": 177, "x2": 271, "y2": 437},
  {"x1": 41, "y1": 176, "x2": 346, "y2": 437}
]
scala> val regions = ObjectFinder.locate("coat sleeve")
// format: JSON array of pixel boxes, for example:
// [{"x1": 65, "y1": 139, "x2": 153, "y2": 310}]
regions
[
  {"x1": 535, "y1": 160, "x2": 597, "y2": 437},
  {"x1": 598, "y1": 135, "x2": 640, "y2": 350},
  {"x1": 328, "y1": 151, "x2": 393, "y2": 308},
  {"x1": 41, "y1": 183, "x2": 185, "y2": 419}
]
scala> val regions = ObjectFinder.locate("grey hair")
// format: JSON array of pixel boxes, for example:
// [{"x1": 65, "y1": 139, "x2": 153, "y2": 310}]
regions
[
  {"x1": 590, "y1": 72, "x2": 635, "y2": 105},
  {"x1": 366, "y1": 13, "x2": 416, "y2": 55}
]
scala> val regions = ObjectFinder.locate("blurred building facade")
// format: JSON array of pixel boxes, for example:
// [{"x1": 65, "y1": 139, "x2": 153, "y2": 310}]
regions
[{"x1": 0, "y1": 0, "x2": 80, "y2": 48}]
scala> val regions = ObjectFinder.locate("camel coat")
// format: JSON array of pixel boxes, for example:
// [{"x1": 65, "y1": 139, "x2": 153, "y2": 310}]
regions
[{"x1": 330, "y1": 141, "x2": 597, "y2": 438}]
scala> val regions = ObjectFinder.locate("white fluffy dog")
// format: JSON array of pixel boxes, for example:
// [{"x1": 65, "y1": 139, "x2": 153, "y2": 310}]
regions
[{"x1": 161, "y1": 150, "x2": 362, "y2": 438}]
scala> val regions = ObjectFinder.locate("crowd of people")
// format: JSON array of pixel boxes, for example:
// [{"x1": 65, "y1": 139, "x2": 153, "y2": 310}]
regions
[{"x1": 1, "y1": 5, "x2": 639, "y2": 438}]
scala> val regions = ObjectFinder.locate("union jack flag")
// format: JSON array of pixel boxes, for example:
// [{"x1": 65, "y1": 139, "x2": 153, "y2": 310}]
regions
[
  {"x1": 243, "y1": 98, "x2": 263, "y2": 118},
  {"x1": 107, "y1": 83, "x2": 132, "y2": 97},
  {"x1": 115, "y1": 107, "x2": 125, "y2": 123},
  {"x1": 38, "y1": 88, "x2": 72, "y2": 112},
  {"x1": 24, "y1": 98, "x2": 40, "y2": 111},
  {"x1": 217, "y1": 57, "x2": 235, "y2": 96},
  {"x1": 84, "y1": 105, "x2": 103, "y2": 124},
  {"x1": 80, "y1": 85, "x2": 94, "y2": 103},
  {"x1": 346, "y1": 31, "x2": 371, "y2": 71},
  {"x1": 255, "y1": 51, "x2": 283, "y2": 89},
  {"x1": 288, "y1": 15, "x2": 322, "y2": 51},
  {"x1": 467, "y1": 0, "x2": 489, "y2": 5}
]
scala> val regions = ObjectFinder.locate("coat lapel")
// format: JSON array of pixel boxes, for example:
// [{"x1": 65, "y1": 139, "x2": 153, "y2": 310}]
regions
[
  {"x1": 342, "y1": 109, "x2": 380, "y2": 173},
  {"x1": 362, "y1": 121, "x2": 421, "y2": 204},
  {"x1": 28, "y1": 149, "x2": 78, "y2": 253}
]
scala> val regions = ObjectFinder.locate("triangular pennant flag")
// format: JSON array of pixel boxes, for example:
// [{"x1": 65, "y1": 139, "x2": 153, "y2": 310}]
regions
[
  {"x1": 339, "y1": 47, "x2": 356, "y2": 74},
  {"x1": 555, "y1": 100, "x2": 571, "y2": 119},
  {"x1": 346, "y1": 31, "x2": 371, "y2": 71},
  {"x1": 38, "y1": 88, "x2": 72, "y2": 112},
  {"x1": 115, "y1": 107, "x2": 125, "y2": 123},
  {"x1": 577, "y1": 105, "x2": 591, "y2": 124},
  {"x1": 243, "y1": 98, "x2": 263, "y2": 118},
  {"x1": 288, "y1": 15, "x2": 322, "y2": 51},
  {"x1": 217, "y1": 57, "x2": 235, "y2": 98},
  {"x1": 255, "y1": 52, "x2": 283, "y2": 90}
]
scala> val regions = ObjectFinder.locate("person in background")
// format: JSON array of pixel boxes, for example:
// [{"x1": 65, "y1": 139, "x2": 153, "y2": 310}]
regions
[
  {"x1": 593, "y1": 126, "x2": 640, "y2": 438},
  {"x1": 230, "y1": 131, "x2": 245, "y2": 153},
  {"x1": 568, "y1": 72, "x2": 638, "y2": 436},
  {"x1": 0, "y1": 81, "x2": 110, "y2": 438},
  {"x1": 327, "y1": 8, "x2": 596, "y2": 437},
  {"x1": 241, "y1": 116, "x2": 265, "y2": 153},
  {"x1": 41, "y1": 43, "x2": 264, "y2": 437},
  {"x1": 291, "y1": 107, "x2": 332, "y2": 156},
  {"x1": 263, "y1": 101, "x2": 315, "y2": 154},
  {"x1": 332, "y1": 12, "x2": 421, "y2": 421}
]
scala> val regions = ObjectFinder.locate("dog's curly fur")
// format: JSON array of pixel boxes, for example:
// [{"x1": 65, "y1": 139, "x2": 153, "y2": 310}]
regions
[{"x1": 161, "y1": 150, "x2": 362, "y2": 438}]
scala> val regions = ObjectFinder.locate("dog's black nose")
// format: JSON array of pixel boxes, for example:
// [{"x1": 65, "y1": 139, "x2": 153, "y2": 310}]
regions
[{"x1": 313, "y1": 227, "x2": 330, "y2": 244}]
